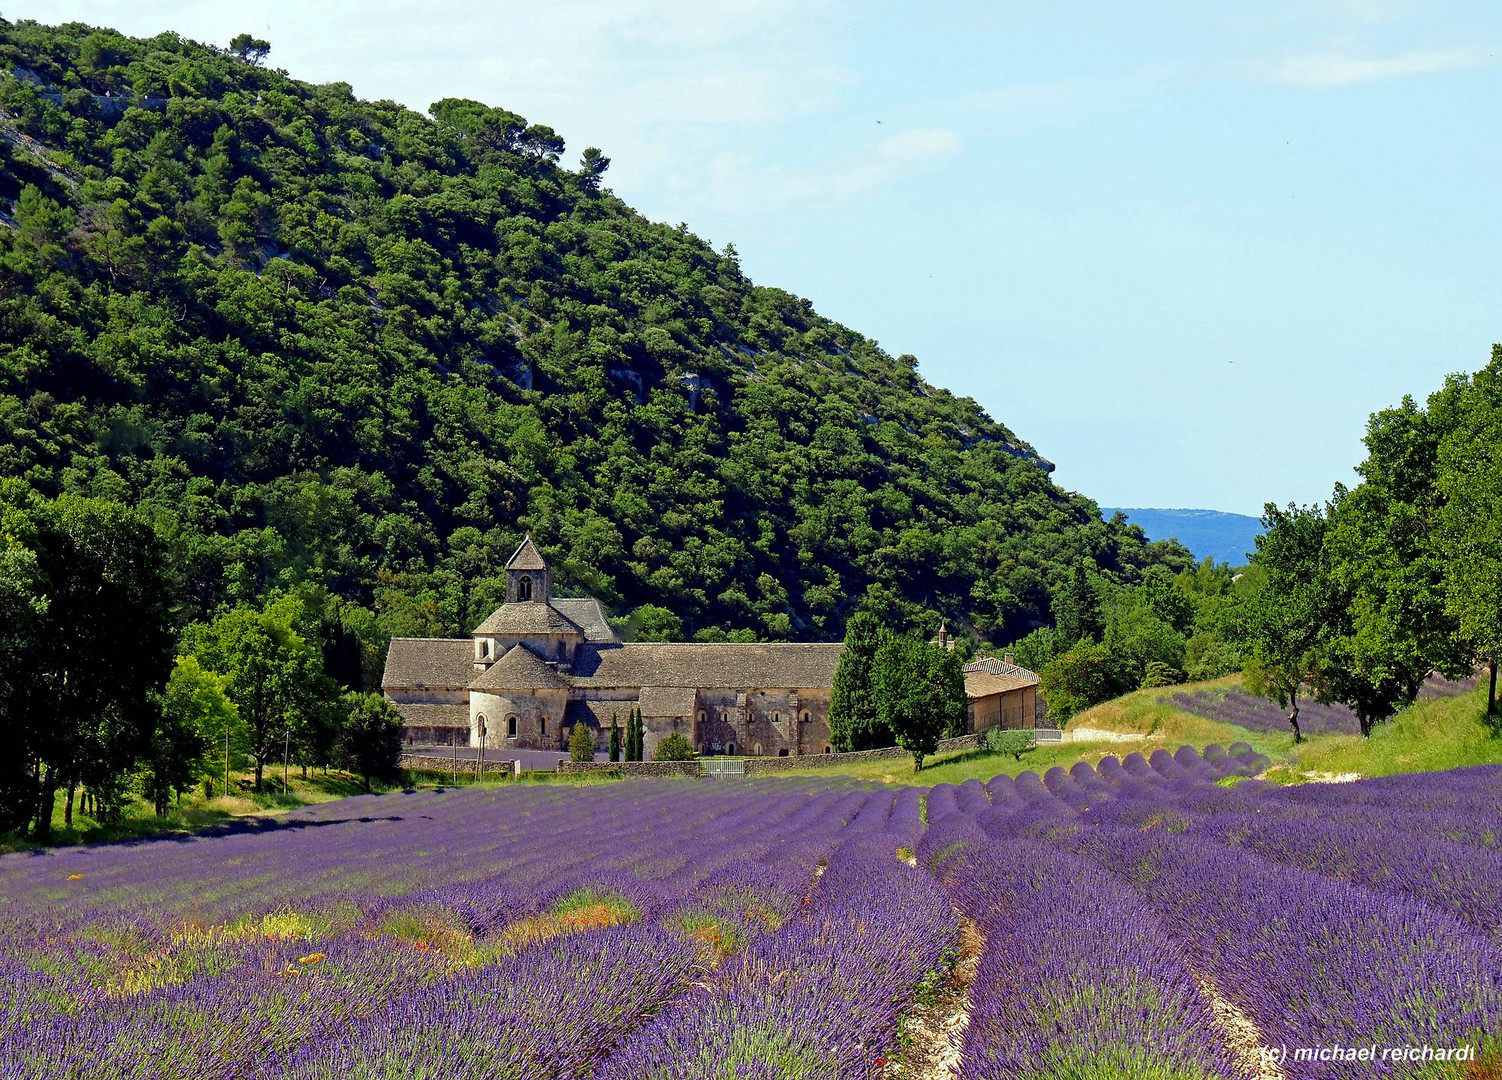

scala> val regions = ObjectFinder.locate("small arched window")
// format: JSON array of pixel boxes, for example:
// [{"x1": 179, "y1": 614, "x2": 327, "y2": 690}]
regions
[
  {"x1": 722, "y1": 712, "x2": 730, "y2": 724},
  {"x1": 801, "y1": 711, "x2": 810, "y2": 724},
  {"x1": 823, "y1": 745, "x2": 831, "y2": 754},
  {"x1": 518, "y1": 574, "x2": 532, "y2": 601},
  {"x1": 540, "y1": 716, "x2": 548, "y2": 737},
  {"x1": 753, "y1": 742, "x2": 763, "y2": 756},
  {"x1": 697, "y1": 711, "x2": 706, "y2": 724},
  {"x1": 727, "y1": 742, "x2": 736, "y2": 756},
  {"x1": 772, "y1": 712, "x2": 780, "y2": 724},
  {"x1": 506, "y1": 716, "x2": 517, "y2": 739}
]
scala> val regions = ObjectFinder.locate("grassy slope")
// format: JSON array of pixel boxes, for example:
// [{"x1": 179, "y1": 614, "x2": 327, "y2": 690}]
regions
[
  {"x1": 1062, "y1": 676, "x2": 1502, "y2": 783},
  {"x1": 776, "y1": 674, "x2": 1502, "y2": 787}
]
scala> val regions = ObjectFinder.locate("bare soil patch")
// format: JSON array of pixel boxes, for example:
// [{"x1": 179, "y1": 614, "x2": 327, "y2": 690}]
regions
[
  {"x1": 883, "y1": 914, "x2": 983, "y2": 1080},
  {"x1": 1190, "y1": 968, "x2": 1286, "y2": 1080}
]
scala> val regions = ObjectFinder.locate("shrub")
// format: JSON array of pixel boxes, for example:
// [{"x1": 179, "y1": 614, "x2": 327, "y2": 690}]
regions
[
  {"x1": 987, "y1": 727, "x2": 1036, "y2": 761},
  {"x1": 653, "y1": 732, "x2": 697, "y2": 761},
  {"x1": 569, "y1": 723, "x2": 595, "y2": 762}
]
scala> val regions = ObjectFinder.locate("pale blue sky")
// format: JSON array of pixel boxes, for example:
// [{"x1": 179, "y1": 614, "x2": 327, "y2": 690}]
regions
[{"x1": 21, "y1": 1, "x2": 1502, "y2": 515}]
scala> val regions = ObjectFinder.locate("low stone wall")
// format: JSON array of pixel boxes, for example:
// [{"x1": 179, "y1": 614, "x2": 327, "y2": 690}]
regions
[
  {"x1": 742, "y1": 746, "x2": 910, "y2": 775},
  {"x1": 935, "y1": 734, "x2": 983, "y2": 754},
  {"x1": 401, "y1": 754, "x2": 518, "y2": 775},
  {"x1": 554, "y1": 760, "x2": 704, "y2": 778}
]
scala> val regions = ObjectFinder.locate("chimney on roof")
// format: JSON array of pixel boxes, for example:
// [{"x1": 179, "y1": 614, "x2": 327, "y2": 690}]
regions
[{"x1": 1004, "y1": 652, "x2": 1015, "y2": 665}]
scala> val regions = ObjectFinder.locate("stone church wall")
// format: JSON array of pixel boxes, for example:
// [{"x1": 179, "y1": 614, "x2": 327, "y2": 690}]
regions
[{"x1": 471, "y1": 687, "x2": 569, "y2": 751}]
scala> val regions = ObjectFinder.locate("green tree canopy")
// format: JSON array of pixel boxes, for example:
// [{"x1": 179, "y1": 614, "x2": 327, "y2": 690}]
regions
[
  {"x1": 872, "y1": 635, "x2": 966, "y2": 770},
  {"x1": 652, "y1": 731, "x2": 696, "y2": 761},
  {"x1": 185, "y1": 604, "x2": 331, "y2": 789},
  {"x1": 150, "y1": 655, "x2": 239, "y2": 812},
  {"x1": 1436, "y1": 347, "x2": 1502, "y2": 716},
  {"x1": 828, "y1": 611, "x2": 887, "y2": 752},
  {"x1": 569, "y1": 720, "x2": 595, "y2": 762},
  {"x1": 0, "y1": 482, "x2": 175, "y2": 836},
  {"x1": 339, "y1": 692, "x2": 404, "y2": 791}
]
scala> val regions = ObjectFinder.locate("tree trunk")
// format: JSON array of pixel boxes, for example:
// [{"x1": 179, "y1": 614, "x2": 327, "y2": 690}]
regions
[
  {"x1": 64, "y1": 780, "x2": 76, "y2": 828},
  {"x1": 1489, "y1": 657, "x2": 1498, "y2": 717},
  {"x1": 34, "y1": 765, "x2": 55, "y2": 841},
  {"x1": 1358, "y1": 711, "x2": 1373, "y2": 739},
  {"x1": 1287, "y1": 701, "x2": 1302, "y2": 745},
  {"x1": 254, "y1": 759, "x2": 263, "y2": 791}
]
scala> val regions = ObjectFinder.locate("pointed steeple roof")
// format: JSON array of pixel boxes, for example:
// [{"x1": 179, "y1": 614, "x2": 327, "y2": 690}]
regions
[{"x1": 505, "y1": 534, "x2": 547, "y2": 572}]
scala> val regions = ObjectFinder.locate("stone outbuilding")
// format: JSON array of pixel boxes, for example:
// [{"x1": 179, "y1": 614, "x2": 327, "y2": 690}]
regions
[{"x1": 963, "y1": 655, "x2": 1042, "y2": 732}]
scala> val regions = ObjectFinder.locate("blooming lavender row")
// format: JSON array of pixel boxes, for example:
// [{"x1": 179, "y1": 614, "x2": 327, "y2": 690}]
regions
[
  {"x1": 1, "y1": 780, "x2": 891, "y2": 1079},
  {"x1": 917, "y1": 813, "x2": 1238, "y2": 1080},
  {"x1": 282, "y1": 923, "x2": 700, "y2": 1080},
  {"x1": 943, "y1": 751, "x2": 1502, "y2": 1077},
  {"x1": 593, "y1": 823, "x2": 955, "y2": 1078},
  {"x1": 1060, "y1": 826, "x2": 1502, "y2": 1078}
]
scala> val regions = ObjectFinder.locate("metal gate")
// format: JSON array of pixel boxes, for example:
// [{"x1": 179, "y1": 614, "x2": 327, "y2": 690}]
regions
[{"x1": 700, "y1": 757, "x2": 745, "y2": 779}]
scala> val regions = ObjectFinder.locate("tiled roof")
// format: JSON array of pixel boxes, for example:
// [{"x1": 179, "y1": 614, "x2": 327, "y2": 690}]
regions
[
  {"x1": 964, "y1": 657, "x2": 1040, "y2": 682},
  {"x1": 505, "y1": 535, "x2": 548, "y2": 571},
  {"x1": 550, "y1": 597, "x2": 619, "y2": 644},
  {"x1": 964, "y1": 669, "x2": 1039, "y2": 698},
  {"x1": 563, "y1": 699, "x2": 631, "y2": 730},
  {"x1": 568, "y1": 642, "x2": 843, "y2": 690},
  {"x1": 389, "y1": 702, "x2": 470, "y2": 728},
  {"x1": 470, "y1": 644, "x2": 571, "y2": 691},
  {"x1": 473, "y1": 602, "x2": 585, "y2": 637},
  {"x1": 639, "y1": 685, "x2": 699, "y2": 717},
  {"x1": 382, "y1": 638, "x2": 473, "y2": 690}
]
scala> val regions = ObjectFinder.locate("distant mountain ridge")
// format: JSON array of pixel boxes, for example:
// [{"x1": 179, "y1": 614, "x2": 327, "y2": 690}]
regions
[{"x1": 1103, "y1": 509, "x2": 1262, "y2": 568}]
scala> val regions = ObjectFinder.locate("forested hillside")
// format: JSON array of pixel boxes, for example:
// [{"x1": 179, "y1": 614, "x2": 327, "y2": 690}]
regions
[{"x1": 0, "y1": 18, "x2": 1188, "y2": 681}]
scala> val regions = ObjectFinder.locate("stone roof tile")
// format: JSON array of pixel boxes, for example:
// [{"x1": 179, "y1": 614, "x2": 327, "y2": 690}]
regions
[
  {"x1": 470, "y1": 644, "x2": 571, "y2": 691},
  {"x1": 504, "y1": 535, "x2": 548, "y2": 571},
  {"x1": 389, "y1": 702, "x2": 470, "y2": 728},
  {"x1": 568, "y1": 642, "x2": 842, "y2": 690},
  {"x1": 382, "y1": 638, "x2": 473, "y2": 690},
  {"x1": 473, "y1": 602, "x2": 585, "y2": 637},
  {"x1": 550, "y1": 597, "x2": 619, "y2": 644},
  {"x1": 639, "y1": 685, "x2": 699, "y2": 717}
]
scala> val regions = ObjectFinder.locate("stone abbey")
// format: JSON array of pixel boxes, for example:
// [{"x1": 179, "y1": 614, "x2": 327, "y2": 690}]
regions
[
  {"x1": 382, "y1": 537, "x2": 1041, "y2": 759},
  {"x1": 382, "y1": 537, "x2": 843, "y2": 758}
]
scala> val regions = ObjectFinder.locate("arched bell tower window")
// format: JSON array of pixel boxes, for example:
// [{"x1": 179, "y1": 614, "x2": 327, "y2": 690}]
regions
[{"x1": 518, "y1": 574, "x2": 532, "y2": 601}]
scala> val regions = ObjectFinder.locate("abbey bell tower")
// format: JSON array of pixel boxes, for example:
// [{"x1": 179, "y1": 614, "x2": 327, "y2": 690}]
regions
[{"x1": 505, "y1": 535, "x2": 550, "y2": 604}]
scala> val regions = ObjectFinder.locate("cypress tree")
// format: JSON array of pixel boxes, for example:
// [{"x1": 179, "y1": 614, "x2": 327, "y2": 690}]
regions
[
  {"x1": 829, "y1": 612, "x2": 889, "y2": 751},
  {"x1": 608, "y1": 712, "x2": 621, "y2": 762}
]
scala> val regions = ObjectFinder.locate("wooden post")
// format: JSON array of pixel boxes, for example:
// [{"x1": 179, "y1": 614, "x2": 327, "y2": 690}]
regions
[
  {"x1": 284, "y1": 728, "x2": 290, "y2": 792},
  {"x1": 224, "y1": 724, "x2": 230, "y2": 798},
  {"x1": 478, "y1": 718, "x2": 486, "y2": 783},
  {"x1": 452, "y1": 730, "x2": 458, "y2": 786}
]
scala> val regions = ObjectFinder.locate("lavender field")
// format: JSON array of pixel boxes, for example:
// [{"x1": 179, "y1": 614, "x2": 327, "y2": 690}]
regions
[
  {"x1": 2, "y1": 751, "x2": 1499, "y2": 1079},
  {"x1": 1171, "y1": 674, "x2": 1479, "y2": 737}
]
